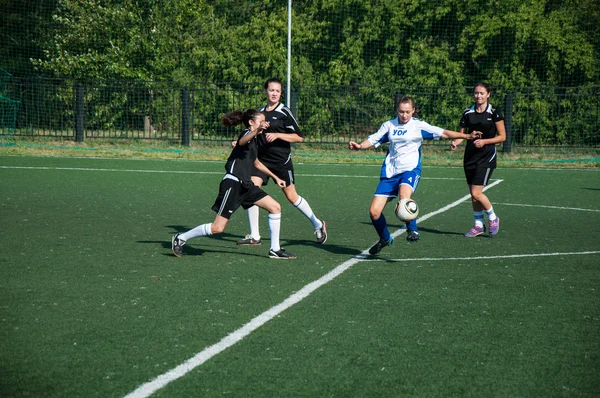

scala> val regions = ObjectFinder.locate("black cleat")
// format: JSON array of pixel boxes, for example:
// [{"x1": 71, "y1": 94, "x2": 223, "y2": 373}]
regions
[
  {"x1": 369, "y1": 236, "x2": 393, "y2": 255},
  {"x1": 315, "y1": 220, "x2": 328, "y2": 244},
  {"x1": 406, "y1": 230, "x2": 420, "y2": 242},
  {"x1": 268, "y1": 248, "x2": 297, "y2": 259},
  {"x1": 171, "y1": 234, "x2": 186, "y2": 257}
]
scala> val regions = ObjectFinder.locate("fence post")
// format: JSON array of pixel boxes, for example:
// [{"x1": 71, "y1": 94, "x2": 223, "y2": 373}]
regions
[
  {"x1": 75, "y1": 83, "x2": 84, "y2": 142},
  {"x1": 181, "y1": 85, "x2": 190, "y2": 147},
  {"x1": 503, "y1": 92, "x2": 512, "y2": 153}
]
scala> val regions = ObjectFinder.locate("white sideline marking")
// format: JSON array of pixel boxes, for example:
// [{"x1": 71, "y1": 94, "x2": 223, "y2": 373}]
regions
[
  {"x1": 495, "y1": 202, "x2": 600, "y2": 213},
  {"x1": 362, "y1": 251, "x2": 600, "y2": 262},
  {"x1": 0, "y1": 165, "x2": 466, "y2": 180},
  {"x1": 123, "y1": 179, "x2": 504, "y2": 398}
]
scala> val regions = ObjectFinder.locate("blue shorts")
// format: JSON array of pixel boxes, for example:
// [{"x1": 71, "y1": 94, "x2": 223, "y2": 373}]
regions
[{"x1": 374, "y1": 170, "x2": 420, "y2": 198}]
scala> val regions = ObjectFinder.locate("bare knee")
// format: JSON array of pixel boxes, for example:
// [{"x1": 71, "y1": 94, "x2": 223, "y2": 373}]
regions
[
  {"x1": 369, "y1": 207, "x2": 382, "y2": 219},
  {"x1": 211, "y1": 223, "x2": 226, "y2": 234},
  {"x1": 270, "y1": 202, "x2": 282, "y2": 214}
]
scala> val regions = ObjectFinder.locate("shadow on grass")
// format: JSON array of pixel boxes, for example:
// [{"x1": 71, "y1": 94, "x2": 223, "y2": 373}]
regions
[{"x1": 139, "y1": 225, "x2": 363, "y2": 258}]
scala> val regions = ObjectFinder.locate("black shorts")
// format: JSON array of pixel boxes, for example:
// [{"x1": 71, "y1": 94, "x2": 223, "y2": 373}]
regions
[
  {"x1": 211, "y1": 178, "x2": 269, "y2": 219},
  {"x1": 464, "y1": 167, "x2": 495, "y2": 186},
  {"x1": 253, "y1": 161, "x2": 295, "y2": 187}
]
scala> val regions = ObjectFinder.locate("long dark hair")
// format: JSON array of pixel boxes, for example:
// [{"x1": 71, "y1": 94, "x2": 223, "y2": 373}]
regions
[
  {"x1": 473, "y1": 81, "x2": 491, "y2": 94},
  {"x1": 264, "y1": 77, "x2": 283, "y2": 90},
  {"x1": 221, "y1": 109, "x2": 262, "y2": 128}
]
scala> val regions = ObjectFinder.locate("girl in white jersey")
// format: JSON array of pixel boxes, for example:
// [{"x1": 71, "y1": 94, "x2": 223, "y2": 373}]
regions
[{"x1": 349, "y1": 96, "x2": 481, "y2": 255}]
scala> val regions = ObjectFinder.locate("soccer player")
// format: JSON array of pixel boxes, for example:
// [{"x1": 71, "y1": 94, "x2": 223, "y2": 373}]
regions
[
  {"x1": 236, "y1": 78, "x2": 327, "y2": 246},
  {"x1": 349, "y1": 96, "x2": 481, "y2": 255},
  {"x1": 171, "y1": 109, "x2": 296, "y2": 259},
  {"x1": 451, "y1": 82, "x2": 506, "y2": 237}
]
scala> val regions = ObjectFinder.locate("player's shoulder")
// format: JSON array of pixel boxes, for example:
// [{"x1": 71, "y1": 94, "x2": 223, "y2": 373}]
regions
[{"x1": 463, "y1": 105, "x2": 476, "y2": 116}]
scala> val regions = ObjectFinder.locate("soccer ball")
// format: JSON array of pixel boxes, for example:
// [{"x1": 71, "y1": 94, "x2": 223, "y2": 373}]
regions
[{"x1": 395, "y1": 198, "x2": 419, "y2": 222}]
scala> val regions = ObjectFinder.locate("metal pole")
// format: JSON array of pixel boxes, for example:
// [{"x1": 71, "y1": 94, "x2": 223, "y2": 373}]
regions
[
  {"x1": 503, "y1": 92, "x2": 512, "y2": 153},
  {"x1": 181, "y1": 86, "x2": 190, "y2": 147},
  {"x1": 287, "y1": 0, "x2": 291, "y2": 106},
  {"x1": 75, "y1": 83, "x2": 84, "y2": 142}
]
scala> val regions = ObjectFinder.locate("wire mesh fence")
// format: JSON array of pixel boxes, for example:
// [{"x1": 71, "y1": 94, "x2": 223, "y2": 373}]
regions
[{"x1": 2, "y1": 78, "x2": 599, "y2": 151}]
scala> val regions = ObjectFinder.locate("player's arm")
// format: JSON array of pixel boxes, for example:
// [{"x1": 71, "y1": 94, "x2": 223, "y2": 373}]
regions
[
  {"x1": 450, "y1": 128, "x2": 467, "y2": 150},
  {"x1": 441, "y1": 129, "x2": 481, "y2": 140},
  {"x1": 348, "y1": 139, "x2": 374, "y2": 151},
  {"x1": 472, "y1": 120, "x2": 506, "y2": 149},
  {"x1": 237, "y1": 121, "x2": 267, "y2": 146},
  {"x1": 264, "y1": 132, "x2": 303, "y2": 144},
  {"x1": 254, "y1": 159, "x2": 286, "y2": 188},
  {"x1": 479, "y1": 120, "x2": 506, "y2": 145}
]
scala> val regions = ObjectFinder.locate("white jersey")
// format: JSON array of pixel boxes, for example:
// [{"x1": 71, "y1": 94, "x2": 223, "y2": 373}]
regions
[{"x1": 367, "y1": 117, "x2": 444, "y2": 178}]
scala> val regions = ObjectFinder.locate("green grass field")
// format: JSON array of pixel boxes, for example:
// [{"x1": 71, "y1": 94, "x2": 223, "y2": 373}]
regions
[{"x1": 1, "y1": 154, "x2": 599, "y2": 397}]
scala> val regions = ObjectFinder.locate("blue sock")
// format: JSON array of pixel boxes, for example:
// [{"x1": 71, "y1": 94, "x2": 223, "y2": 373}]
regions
[
  {"x1": 406, "y1": 219, "x2": 417, "y2": 232},
  {"x1": 371, "y1": 214, "x2": 390, "y2": 241}
]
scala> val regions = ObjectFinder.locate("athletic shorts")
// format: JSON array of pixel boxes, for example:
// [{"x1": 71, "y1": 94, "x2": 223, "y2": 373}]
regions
[
  {"x1": 211, "y1": 177, "x2": 269, "y2": 219},
  {"x1": 464, "y1": 167, "x2": 494, "y2": 186},
  {"x1": 374, "y1": 170, "x2": 420, "y2": 197},
  {"x1": 253, "y1": 161, "x2": 295, "y2": 187}
]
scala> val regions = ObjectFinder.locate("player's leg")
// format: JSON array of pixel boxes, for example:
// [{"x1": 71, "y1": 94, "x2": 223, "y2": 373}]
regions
[
  {"x1": 282, "y1": 183, "x2": 327, "y2": 244},
  {"x1": 368, "y1": 175, "x2": 402, "y2": 254},
  {"x1": 399, "y1": 183, "x2": 420, "y2": 242},
  {"x1": 465, "y1": 167, "x2": 497, "y2": 237},
  {"x1": 172, "y1": 179, "x2": 239, "y2": 257},
  {"x1": 470, "y1": 167, "x2": 499, "y2": 236},
  {"x1": 253, "y1": 193, "x2": 296, "y2": 259},
  {"x1": 368, "y1": 195, "x2": 394, "y2": 255},
  {"x1": 399, "y1": 171, "x2": 420, "y2": 242},
  {"x1": 237, "y1": 174, "x2": 266, "y2": 245}
]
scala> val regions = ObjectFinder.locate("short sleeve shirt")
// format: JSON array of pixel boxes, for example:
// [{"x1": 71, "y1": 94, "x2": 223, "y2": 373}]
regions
[
  {"x1": 367, "y1": 117, "x2": 444, "y2": 178},
  {"x1": 459, "y1": 104, "x2": 504, "y2": 169},
  {"x1": 256, "y1": 103, "x2": 302, "y2": 166}
]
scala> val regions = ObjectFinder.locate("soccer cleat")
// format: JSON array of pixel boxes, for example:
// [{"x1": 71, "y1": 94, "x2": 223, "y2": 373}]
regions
[
  {"x1": 268, "y1": 248, "x2": 297, "y2": 259},
  {"x1": 236, "y1": 234, "x2": 262, "y2": 245},
  {"x1": 315, "y1": 220, "x2": 328, "y2": 244},
  {"x1": 464, "y1": 225, "x2": 485, "y2": 238},
  {"x1": 489, "y1": 217, "x2": 500, "y2": 236},
  {"x1": 171, "y1": 234, "x2": 186, "y2": 257},
  {"x1": 406, "y1": 230, "x2": 420, "y2": 242},
  {"x1": 368, "y1": 236, "x2": 393, "y2": 255}
]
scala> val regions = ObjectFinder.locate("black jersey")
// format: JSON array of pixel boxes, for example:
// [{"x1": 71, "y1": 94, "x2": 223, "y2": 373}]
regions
[
  {"x1": 256, "y1": 103, "x2": 302, "y2": 165},
  {"x1": 459, "y1": 104, "x2": 505, "y2": 169},
  {"x1": 224, "y1": 129, "x2": 258, "y2": 188}
]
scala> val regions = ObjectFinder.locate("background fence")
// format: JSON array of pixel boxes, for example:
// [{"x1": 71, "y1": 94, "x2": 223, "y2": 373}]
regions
[{"x1": 2, "y1": 78, "x2": 599, "y2": 150}]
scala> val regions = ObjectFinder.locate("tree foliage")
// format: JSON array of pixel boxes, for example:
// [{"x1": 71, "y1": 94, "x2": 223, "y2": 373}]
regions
[{"x1": 0, "y1": 0, "x2": 592, "y2": 88}]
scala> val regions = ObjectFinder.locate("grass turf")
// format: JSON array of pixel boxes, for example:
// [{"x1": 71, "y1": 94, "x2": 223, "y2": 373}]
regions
[{"x1": 0, "y1": 154, "x2": 598, "y2": 397}]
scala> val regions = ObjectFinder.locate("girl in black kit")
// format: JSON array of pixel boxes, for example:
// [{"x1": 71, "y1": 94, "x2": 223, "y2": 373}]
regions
[
  {"x1": 172, "y1": 109, "x2": 296, "y2": 259},
  {"x1": 236, "y1": 78, "x2": 327, "y2": 246},
  {"x1": 451, "y1": 82, "x2": 506, "y2": 237}
]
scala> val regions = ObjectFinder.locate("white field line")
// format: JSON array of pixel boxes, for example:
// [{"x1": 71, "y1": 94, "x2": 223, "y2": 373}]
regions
[
  {"x1": 361, "y1": 251, "x2": 600, "y2": 262},
  {"x1": 0, "y1": 165, "x2": 466, "y2": 180},
  {"x1": 123, "y1": 180, "x2": 504, "y2": 398},
  {"x1": 495, "y1": 202, "x2": 600, "y2": 213}
]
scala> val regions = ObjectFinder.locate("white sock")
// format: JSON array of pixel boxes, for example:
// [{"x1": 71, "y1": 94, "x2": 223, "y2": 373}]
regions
[
  {"x1": 473, "y1": 211, "x2": 485, "y2": 228},
  {"x1": 485, "y1": 206, "x2": 497, "y2": 221},
  {"x1": 179, "y1": 223, "x2": 213, "y2": 242},
  {"x1": 247, "y1": 205, "x2": 261, "y2": 240},
  {"x1": 268, "y1": 213, "x2": 281, "y2": 252},
  {"x1": 293, "y1": 196, "x2": 322, "y2": 229}
]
